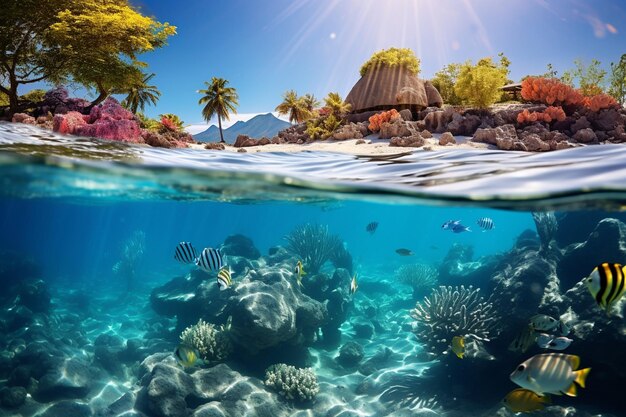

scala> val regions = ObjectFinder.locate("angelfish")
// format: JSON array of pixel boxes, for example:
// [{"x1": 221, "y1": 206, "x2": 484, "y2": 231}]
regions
[
  {"x1": 510, "y1": 353, "x2": 591, "y2": 397},
  {"x1": 350, "y1": 274, "x2": 358, "y2": 295},
  {"x1": 294, "y1": 260, "x2": 306, "y2": 287},
  {"x1": 585, "y1": 262, "x2": 626, "y2": 314},
  {"x1": 451, "y1": 336, "x2": 465, "y2": 359},
  {"x1": 217, "y1": 267, "x2": 232, "y2": 291}
]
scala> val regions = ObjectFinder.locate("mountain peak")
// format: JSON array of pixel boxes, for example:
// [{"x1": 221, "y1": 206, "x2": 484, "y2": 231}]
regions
[{"x1": 193, "y1": 113, "x2": 290, "y2": 143}]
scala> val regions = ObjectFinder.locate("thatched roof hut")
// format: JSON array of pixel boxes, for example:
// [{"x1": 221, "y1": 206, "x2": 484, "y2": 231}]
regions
[{"x1": 345, "y1": 65, "x2": 443, "y2": 114}]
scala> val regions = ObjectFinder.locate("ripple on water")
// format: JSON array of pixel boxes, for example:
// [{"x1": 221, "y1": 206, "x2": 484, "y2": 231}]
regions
[{"x1": 1, "y1": 122, "x2": 625, "y2": 210}]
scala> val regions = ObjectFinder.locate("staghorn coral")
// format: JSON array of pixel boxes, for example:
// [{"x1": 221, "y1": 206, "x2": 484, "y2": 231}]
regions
[
  {"x1": 396, "y1": 263, "x2": 438, "y2": 298},
  {"x1": 368, "y1": 109, "x2": 401, "y2": 132},
  {"x1": 284, "y1": 224, "x2": 343, "y2": 274},
  {"x1": 410, "y1": 285, "x2": 499, "y2": 354},
  {"x1": 264, "y1": 364, "x2": 319, "y2": 402},
  {"x1": 517, "y1": 106, "x2": 566, "y2": 124},
  {"x1": 180, "y1": 319, "x2": 232, "y2": 362},
  {"x1": 583, "y1": 93, "x2": 618, "y2": 111},
  {"x1": 521, "y1": 77, "x2": 583, "y2": 107}
]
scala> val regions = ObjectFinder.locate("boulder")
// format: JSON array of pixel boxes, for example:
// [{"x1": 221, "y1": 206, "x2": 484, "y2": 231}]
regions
[
  {"x1": 40, "y1": 401, "x2": 92, "y2": 417},
  {"x1": 234, "y1": 134, "x2": 256, "y2": 147},
  {"x1": 422, "y1": 109, "x2": 454, "y2": 133},
  {"x1": 0, "y1": 386, "x2": 27, "y2": 408},
  {"x1": 446, "y1": 112, "x2": 481, "y2": 136},
  {"x1": 332, "y1": 123, "x2": 365, "y2": 140},
  {"x1": 424, "y1": 80, "x2": 444, "y2": 107},
  {"x1": 399, "y1": 109, "x2": 413, "y2": 121},
  {"x1": 11, "y1": 113, "x2": 36, "y2": 124},
  {"x1": 35, "y1": 358, "x2": 96, "y2": 401},
  {"x1": 572, "y1": 128, "x2": 597, "y2": 143},
  {"x1": 570, "y1": 116, "x2": 591, "y2": 134},
  {"x1": 420, "y1": 129, "x2": 433, "y2": 138},
  {"x1": 53, "y1": 111, "x2": 88, "y2": 135},
  {"x1": 521, "y1": 133, "x2": 550, "y2": 152},
  {"x1": 591, "y1": 108, "x2": 621, "y2": 131},
  {"x1": 438, "y1": 132, "x2": 456, "y2": 145},
  {"x1": 257, "y1": 137, "x2": 271, "y2": 146},
  {"x1": 346, "y1": 65, "x2": 438, "y2": 113},
  {"x1": 337, "y1": 342, "x2": 364, "y2": 367},
  {"x1": 389, "y1": 134, "x2": 424, "y2": 147},
  {"x1": 221, "y1": 234, "x2": 261, "y2": 259},
  {"x1": 379, "y1": 119, "x2": 416, "y2": 139},
  {"x1": 472, "y1": 124, "x2": 517, "y2": 147}
]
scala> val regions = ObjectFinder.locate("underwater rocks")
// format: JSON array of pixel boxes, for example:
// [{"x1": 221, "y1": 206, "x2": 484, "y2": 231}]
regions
[
  {"x1": 0, "y1": 386, "x2": 27, "y2": 408},
  {"x1": 558, "y1": 218, "x2": 626, "y2": 289},
  {"x1": 336, "y1": 341, "x2": 364, "y2": 367},
  {"x1": 220, "y1": 234, "x2": 261, "y2": 259}
]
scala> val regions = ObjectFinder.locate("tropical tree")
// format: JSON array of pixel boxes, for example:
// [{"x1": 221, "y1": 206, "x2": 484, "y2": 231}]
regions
[
  {"x1": 198, "y1": 77, "x2": 239, "y2": 143},
  {"x1": 121, "y1": 73, "x2": 161, "y2": 114},
  {"x1": 302, "y1": 94, "x2": 320, "y2": 112},
  {"x1": 0, "y1": 0, "x2": 175, "y2": 113},
  {"x1": 275, "y1": 90, "x2": 311, "y2": 124},
  {"x1": 561, "y1": 59, "x2": 607, "y2": 96},
  {"x1": 454, "y1": 57, "x2": 508, "y2": 108},
  {"x1": 159, "y1": 113, "x2": 184, "y2": 132},
  {"x1": 609, "y1": 54, "x2": 626, "y2": 106},
  {"x1": 432, "y1": 63, "x2": 462, "y2": 105},
  {"x1": 323, "y1": 92, "x2": 351, "y2": 117}
]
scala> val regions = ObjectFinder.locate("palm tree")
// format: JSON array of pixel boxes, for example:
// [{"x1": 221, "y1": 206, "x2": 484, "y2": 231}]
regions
[
  {"x1": 121, "y1": 73, "x2": 161, "y2": 114},
  {"x1": 324, "y1": 92, "x2": 351, "y2": 117},
  {"x1": 275, "y1": 90, "x2": 311, "y2": 124},
  {"x1": 198, "y1": 77, "x2": 239, "y2": 143},
  {"x1": 302, "y1": 93, "x2": 320, "y2": 112},
  {"x1": 159, "y1": 113, "x2": 184, "y2": 131}
]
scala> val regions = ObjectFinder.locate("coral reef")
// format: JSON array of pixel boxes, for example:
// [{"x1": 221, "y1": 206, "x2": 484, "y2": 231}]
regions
[
  {"x1": 264, "y1": 363, "x2": 319, "y2": 402},
  {"x1": 284, "y1": 223, "x2": 344, "y2": 274},
  {"x1": 410, "y1": 285, "x2": 500, "y2": 354},
  {"x1": 179, "y1": 319, "x2": 232, "y2": 362},
  {"x1": 368, "y1": 109, "x2": 401, "y2": 132},
  {"x1": 396, "y1": 263, "x2": 438, "y2": 298}
]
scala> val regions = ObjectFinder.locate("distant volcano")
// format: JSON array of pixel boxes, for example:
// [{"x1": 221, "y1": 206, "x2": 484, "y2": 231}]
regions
[{"x1": 193, "y1": 113, "x2": 290, "y2": 143}]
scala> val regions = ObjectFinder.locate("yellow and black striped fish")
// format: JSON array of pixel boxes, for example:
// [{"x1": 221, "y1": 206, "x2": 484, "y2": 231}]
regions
[
  {"x1": 217, "y1": 267, "x2": 232, "y2": 291},
  {"x1": 585, "y1": 263, "x2": 626, "y2": 313}
]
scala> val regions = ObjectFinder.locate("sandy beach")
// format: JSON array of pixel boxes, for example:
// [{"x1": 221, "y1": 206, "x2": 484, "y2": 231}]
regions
[{"x1": 189, "y1": 133, "x2": 492, "y2": 155}]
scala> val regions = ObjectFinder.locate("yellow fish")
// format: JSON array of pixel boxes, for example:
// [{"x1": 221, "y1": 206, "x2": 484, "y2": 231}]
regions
[
  {"x1": 503, "y1": 388, "x2": 551, "y2": 413},
  {"x1": 585, "y1": 263, "x2": 626, "y2": 314},
  {"x1": 174, "y1": 344, "x2": 200, "y2": 368},
  {"x1": 350, "y1": 274, "x2": 358, "y2": 295},
  {"x1": 451, "y1": 336, "x2": 465, "y2": 359},
  {"x1": 294, "y1": 260, "x2": 306, "y2": 287}
]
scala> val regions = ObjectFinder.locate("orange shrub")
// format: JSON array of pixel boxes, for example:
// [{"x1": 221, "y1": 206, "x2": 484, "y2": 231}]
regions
[
  {"x1": 368, "y1": 109, "x2": 401, "y2": 132},
  {"x1": 521, "y1": 77, "x2": 583, "y2": 107},
  {"x1": 582, "y1": 94, "x2": 618, "y2": 112},
  {"x1": 517, "y1": 106, "x2": 566, "y2": 124}
]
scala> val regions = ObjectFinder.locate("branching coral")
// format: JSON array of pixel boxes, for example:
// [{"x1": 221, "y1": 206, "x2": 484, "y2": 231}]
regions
[
  {"x1": 396, "y1": 264, "x2": 438, "y2": 298},
  {"x1": 517, "y1": 106, "x2": 566, "y2": 124},
  {"x1": 284, "y1": 224, "x2": 343, "y2": 274},
  {"x1": 409, "y1": 285, "x2": 499, "y2": 354},
  {"x1": 521, "y1": 77, "x2": 583, "y2": 107},
  {"x1": 368, "y1": 109, "x2": 401, "y2": 132},
  {"x1": 264, "y1": 364, "x2": 319, "y2": 402},
  {"x1": 180, "y1": 319, "x2": 232, "y2": 362}
]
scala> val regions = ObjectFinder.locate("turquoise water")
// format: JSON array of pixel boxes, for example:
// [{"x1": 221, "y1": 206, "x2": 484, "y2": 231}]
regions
[{"x1": 1, "y1": 123, "x2": 626, "y2": 417}]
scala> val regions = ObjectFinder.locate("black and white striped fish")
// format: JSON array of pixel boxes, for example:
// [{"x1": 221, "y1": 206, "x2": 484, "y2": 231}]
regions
[
  {"x1": 477, "y1": 217, "x2": 495, "y2": 231},
  {"x1": 585, "y1": 262, "x2": 626, "y2": 313},
  {"x1": 217, "y1": 267, "x2": 232, "y2": 291},
  {"x1": 174, "y1": 242, "x2": 198, "y2": 264},
  {"x1": 196, "y1": 247, "x2": 224, "y2": 273}
]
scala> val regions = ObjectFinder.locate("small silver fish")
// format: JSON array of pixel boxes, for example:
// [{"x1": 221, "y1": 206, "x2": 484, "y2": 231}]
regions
[
  {"x1": 529, "y1": 314, "x2": 559, "y2": 332},
  {"x1": 451, "y1": 223, "x2": 471, "y2": 233},
  {"x1": 442, "y1": 220, "x2": 461, "y2": 230},
  {"x1": 537, "y1": 334, "x2": 573, "y2": 351}
]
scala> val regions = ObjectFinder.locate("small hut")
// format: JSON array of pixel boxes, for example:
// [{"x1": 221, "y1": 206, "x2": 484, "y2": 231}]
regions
[{"x1": 500, "y1": 83, "x2": 522, "y2": 101}]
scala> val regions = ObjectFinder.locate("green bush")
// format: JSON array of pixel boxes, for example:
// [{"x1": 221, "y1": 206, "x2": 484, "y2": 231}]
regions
[
  {"x1": 305, "y1": 114, "x2": 342, "y2": 141},
  {"x1": 359, "y1": 47, "x2": 420, "y2": 77},
  {"x1": 454, "y1": 57, "x2": 508, "y2": 108}
]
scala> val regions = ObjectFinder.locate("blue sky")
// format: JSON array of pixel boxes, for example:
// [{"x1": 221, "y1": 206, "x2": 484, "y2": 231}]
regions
[{"x1": 33, "y1": 0, "x2": 626, "y2": 131}]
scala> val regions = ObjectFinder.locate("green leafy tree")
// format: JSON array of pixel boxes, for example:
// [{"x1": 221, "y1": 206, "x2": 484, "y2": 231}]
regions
[
  {"x1": 609, "y1": 54, "x2": 626, "y2": 106},
  {"x1": 275, "y1": 90, "x2": 311, "y2": 124},
  {"x1": 198, "y1": 77, "x2": 239, "y2": 143},
  {"x1": 323, "y1": 92, "x2": 351, "y2": 117},
  {"x1": 561, "y1": 59, "x2": 607, "y2": 96},
  {"x1": 121, "y1": 73, "x2": 161, "y2": 114},
  {"x1": 454, "y1": 57, "x2": 508, "y2": 108},
  {"x1": 0, "y1": 0, "x2": 175, "y2": 113},
  {"x1": 360, "y1": 47, "x2": 420, "y2": 76},
  {"x1": 432, "y1": 63, "x2": 462, "y2": 105},
  {"x1": 302, "y1": 94, "x2": 320, "y2": 112},
  {"x1": 21, "y1": 89, "x2": 47, "y2": 104},
  {"x1": 136, "y1": 112, "x2": 161, "y2": 131},
  {"x1": 542, "y1": 63, "x2": 559, "y2": 79}
]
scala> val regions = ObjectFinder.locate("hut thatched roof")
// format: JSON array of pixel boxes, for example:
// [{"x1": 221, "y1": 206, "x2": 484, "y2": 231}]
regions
[{"x1": 345, "y1": 65, "x2": 442, "y2": 113}]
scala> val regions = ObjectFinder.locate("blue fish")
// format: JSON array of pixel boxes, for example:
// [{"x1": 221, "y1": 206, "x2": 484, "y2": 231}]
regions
[{"x1": 452, "y1": 223, "x2": 471, "y2": 233}]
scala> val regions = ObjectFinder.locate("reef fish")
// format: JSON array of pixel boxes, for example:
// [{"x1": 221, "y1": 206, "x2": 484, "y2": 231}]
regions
[
  {"x1": 476, "y1": 217, "x2": 495, "y2": 231},
  {"x1": 510, "y1": 353, "x2": 591, "y2": 397},
  {"x1": 350, "y1": 274, "x2": 358, "y2": 295},
  {"x1": 366, "y1": 222, "x2": 379, "y2": 234},
  {"x1": 503, "y1": 388, "x2": 551, "y2": 413},
  {"x1": 536, "y1": 333, "x2": 573, "y2": 351},
  {"x1": 217, "y1": 267, "x2": 232, "y2": 291},
  {"x1": 585, "y1": 262, "x2": 626, "y2": 314},
  {"x1": 174, "y1": 242, "x2": 198, "y2": 264},
  {"x1": 441, "y1": 220, "x2": 460, "y2": 230},
  {"x1": 174, "y1": 344, "x2": 200, "y2": 368},
  {"x1": 509, "y1": 325, "x2": 536, "y2": 353},
  {"x1": 451, "y1": 223, "x2": 471, "y2": 233},
  {"x1": 395, "y1": 248, "x2": 413, "y2": 256},
  {"x1": 196, "y1": 247, "x2": 224, "y2": 272},
  {"x1": 451, "y1": 336, "x2": 465, "y2": 359},
  {"x1": 529, "y1": 314, "x2": 559, "y2": 332},
  {"x1": 294, "y1": 260, "x2": 306, "y2": 287}
]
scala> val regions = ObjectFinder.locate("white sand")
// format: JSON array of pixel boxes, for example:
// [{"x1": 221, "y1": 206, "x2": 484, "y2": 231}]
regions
[{"x1": 189, "y1": 133, "x2": 493, "y2": 155}]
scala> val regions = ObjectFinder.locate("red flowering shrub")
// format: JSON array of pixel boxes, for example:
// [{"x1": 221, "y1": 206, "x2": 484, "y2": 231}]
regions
[
  {"x1": 582, "y1": 94, "x2": 618, "y2": 112},
  {"x1": 160, "y1": 116, "x2": 178, "y2": 132},
  {"x1": 368, "y1": 109, "x2": 401, "y2": 132},
  {"x1": 517, "y1": 106, "x2": 566, "y2": 124},
  {"x1": 521, "y1": 77, "x2": 583, "y2": 107}
]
